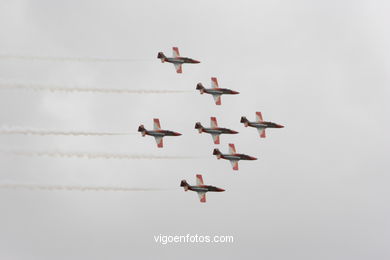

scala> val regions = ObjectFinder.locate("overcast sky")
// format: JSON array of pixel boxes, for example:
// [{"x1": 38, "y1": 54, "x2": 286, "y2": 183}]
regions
[{"x1": 0, "y1": 0, "x2": 389, "y2": 259}]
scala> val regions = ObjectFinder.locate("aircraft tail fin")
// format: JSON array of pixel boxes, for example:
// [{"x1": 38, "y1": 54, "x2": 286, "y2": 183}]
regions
[
  {"x1": 157, "y1": 52, "x2": 166, "y2": 62},
  {"x1": 196, "y1": 83, "x2": 205, "y2": 94},
  {"x1": 180, "y1": 180, "x2": 189, "y2": 191},
  {"x1": 240, "y1": 116, "x2": 249, "y2": 127},
  {"x1": 138, "y1": 124, "x2": 146, "y2": 136},
  {"x1": 213, "y1": 148, "x2": 222, "y2": 159},
  {"x1": 194, "y1": 122, "x2": 204, "y2": 133}
]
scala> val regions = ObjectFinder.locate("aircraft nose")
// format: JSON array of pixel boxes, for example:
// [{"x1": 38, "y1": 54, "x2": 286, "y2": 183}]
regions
[
  {"x1": 277, "y1": 124, "x2": 284, "y2": 128},
  {"x1": 250, "y1": 156, "x2": 258, "y2": 160},
  {"x1": 218, "y1": 188, "x2": 225, "y2": 192},
  {"x1": 174, "y1": 132, "x2": 182, "y2": 136},
  {"x1": 193, "y1": 60, "x2": 201, "y2": 63},
  {"x1": 232, "y1": 90, "x2": 240, "y2": 94},
  {"x1": 231, "y1": 130, "x2": 239, "y2": 134}
]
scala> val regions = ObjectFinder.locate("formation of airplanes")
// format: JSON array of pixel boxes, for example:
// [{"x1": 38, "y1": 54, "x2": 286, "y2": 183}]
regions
[{"x1": 138, "y1": 47, "x2": 284, "y2": 202}]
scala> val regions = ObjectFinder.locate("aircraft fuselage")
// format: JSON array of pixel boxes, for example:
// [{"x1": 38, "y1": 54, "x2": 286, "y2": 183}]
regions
[
  {"x1": 164, "y1": 57, "x2": 200, "y2": 64},
  {"x1": 202, "y1": 127, "x2": 238, "y2": 135},
  {"x1": 188, "y1": 185, "x2": 225, "y2": 192},
  {"x1": 203, "y1": 88, "x2": 239, "y2": 95},
  {"x1": 247, "y1": 121, "x2": 284, "y2": 129},
  {"x1": 221, "y1": 153, "x2": 257, "y2": 161},
  {"x1": 145, "y1": 130, "x2": 181, "y2": 137}
]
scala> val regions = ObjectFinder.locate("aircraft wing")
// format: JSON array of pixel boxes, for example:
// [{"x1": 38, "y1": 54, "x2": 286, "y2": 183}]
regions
[
  {"x1": 257, "y1": 127, "x2": 266, "y2": 138},
  {"x1": 174, "y1": 64, "x2": 182, "y2": 73},
  {"x1": 154, "y1": 136, "x2": 163, "y2": 148},
  {"x1": 172, "y1": 47, "x2": 180, "y2": 58},
  {"x1": 212, "y1": 94, "x2": 221, "y2": 105},
  {"x1": 256, "y1": 112, "x2": 264, "y2": 122},
  {"x1": 228, "y1": 143, "x2": 236, "y2": 154},
  {"x1": 196, "y1": 174, "x2": 204, "y2": 185},
  {"x1": 197, "y1": 192, "x2": 206, "y2": 203},
  {"x1": 210, "y1": 117, "x2": 218, "y2": 128},
  {"x1": 153, "y1": 118, "x2": 161, "y2": 130},
  {"x1": 211, "y1": 134, "x2": 220, "y2": 144},
  {"x1": 230, "y1": 160, "x2": 239, "y2": 171},
  {"x1": 211, "y1": 77, "x2": 219, "y2": 88}
]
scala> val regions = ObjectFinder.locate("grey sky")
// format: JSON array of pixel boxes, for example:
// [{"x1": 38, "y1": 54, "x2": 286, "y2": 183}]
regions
[{"x1": 0, "y1": 0, "x2": 389, "y2": 259}]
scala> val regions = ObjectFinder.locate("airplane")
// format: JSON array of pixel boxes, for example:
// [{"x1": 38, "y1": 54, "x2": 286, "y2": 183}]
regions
[
  {"x1": 180, "y1": 174, "x2": 225, "y2": 203},
  {"x1": 213, "y1": 143, "x2": 257, "y2": 171},
  {"x1": 157, "y1": 47, "x2": 200, "y2": 73},
  {"x1": 138, "y1": 118, "x2": 181, "y2": 148},
  {"x1": 240, "y1": 112, "x2": 284, "y2": 138},
  {"x1": 196, "y1": 77, "x2": 239, "y2": 105},
  {"x1": 194, "y1": 117, "x2": 238, "y2": 144}
]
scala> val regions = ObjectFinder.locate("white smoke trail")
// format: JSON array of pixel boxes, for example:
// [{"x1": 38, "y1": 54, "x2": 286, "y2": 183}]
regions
[
  {"x1": 0, "y1": 54, "x2": 151, "y2": 63},
  {"x1": 0, "y1": 83, "x2": 190, "y2": 94},
  {"x1": 0, "y1": 127, "x2": 134, "y2": 136},
  {"x1": 5, "y1": 151, "x2": 195, "y2": 160},
  {"x1": 0, "y1": 183, "x2": 167, "y2": 192}
]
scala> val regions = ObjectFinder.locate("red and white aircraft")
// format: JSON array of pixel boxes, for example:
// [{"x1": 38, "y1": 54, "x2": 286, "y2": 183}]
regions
[
  {"x1": 138, "y1": 119, "x2": 181, "y2": 148},
  {"x1": 240, "y1": 112, "x2": 284, "y2": 138},
  {"x1": 157, "y1": 47, "x2": 200, "y2": 73},
  {"x1": 196, "y1": 77, "x2": 239, "y2": 105},
  {"x1": 213, "y1": 143, "x2": 257, "y2": 171},
  {"x1": 180, "y1": 174, "x2": 225, "y2": 203},
  {"x1": 195, "y1": 117, "x2": 238, "y2": 144}
]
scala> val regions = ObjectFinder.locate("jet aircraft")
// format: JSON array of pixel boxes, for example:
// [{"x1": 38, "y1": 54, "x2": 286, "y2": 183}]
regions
[
  {"x1": 180, "y1": 174, "x2": 225, "y2": 203},
  {"x1": 240, "y1": 112, "x2": 284, "y2": 138},
  {"x1": 195, "y1": 117, "x2": 238, "y2": 144},
  {"x1": 196, "y1": 77, "x2": 239, "y2": 105},
  {"x1": 213, "y1": 143, "x2": 257, "y2": 170},
  {"x1": 138, "y1": 119, "x2": 181, "y2": 148},
  {"x1": 157, "y1": 47, "x2": 200, "y2": 73}
]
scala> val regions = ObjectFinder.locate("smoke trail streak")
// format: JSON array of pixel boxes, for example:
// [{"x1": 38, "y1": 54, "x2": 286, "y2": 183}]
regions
[
  {"x1": 0, "y1": 54, "x2": 151, "y2": 63},
  {"x1": 5, "y1": 151, "x2": 195, "y2": 160},
  {"x1": 0, "y1": 183, "x2": 167, "y2": 192},
  {"x1": 0, "y1": 83, "x2": 190, "y2": 94},
  {"x1": 0, "y1": 127, "x2": 134, "y2": 136}
]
